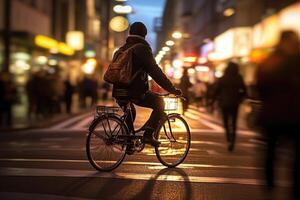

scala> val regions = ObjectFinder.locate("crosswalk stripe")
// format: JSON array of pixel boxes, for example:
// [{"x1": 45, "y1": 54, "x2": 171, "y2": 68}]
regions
[
  {"x1": 69, "y1": 116, "x2": 93, "y2": 130},
  {"x1": 0, "y1": 192, "x2": 92, "y2": 200},
  {"x1": 49, "y1": 113, "x2": 91, "y2": 130},
  {"x1": 0, "y1": 167, "x2": 290, "y2": 187},
  {"x1": 45, "y1": 106, "x2": 255, "y2": 136},
  {"x1": 185, "y1": 112, "x2": 223, "y2": 131},
  {"x1": 0, "y1": 158, "x2": 263, "y2": 170}
]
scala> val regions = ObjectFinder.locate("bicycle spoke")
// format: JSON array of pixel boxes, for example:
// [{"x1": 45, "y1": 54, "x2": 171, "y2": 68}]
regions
[
  {"x1": 87, "y1": 116, "x2": 127, "y2": 171},
  {"x1": 155, "y1": 115, "x2": 190, "y2": 167},
  {"x1": 101, "y1": 120, "x2": 110, "y2": 138}
]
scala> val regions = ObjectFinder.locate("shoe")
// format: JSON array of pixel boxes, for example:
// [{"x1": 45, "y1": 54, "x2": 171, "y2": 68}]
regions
[{"x1": 143, "y1": 133, "x2": 160, "y2": 147}]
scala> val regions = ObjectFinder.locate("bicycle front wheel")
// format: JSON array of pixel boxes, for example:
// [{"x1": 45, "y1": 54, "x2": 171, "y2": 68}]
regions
[
  {"x1": 86, "y1": 115, "x2": 127, "y2": 171},
  {"x1": 155, "y1": 114, "x2": 191, "y2": 167}
]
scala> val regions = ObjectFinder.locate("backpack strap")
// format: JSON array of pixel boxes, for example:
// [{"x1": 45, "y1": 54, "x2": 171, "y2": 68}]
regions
[{"x1": 128, "y1": 43, "x2": 145, "y2": 82}]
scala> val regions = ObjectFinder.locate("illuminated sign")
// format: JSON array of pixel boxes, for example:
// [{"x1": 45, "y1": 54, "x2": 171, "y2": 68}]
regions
[
  {"x1": 279, "y1": 2, "x2": 300, "y2": 36},
  {"x1": 212, "y1": 27, "x2": 252, "y2": 61},
  {"x1": 58, "y1": 42, "x2": 75, "y2": 56},
  {"x1": 35, "y1": 35, "x2": 57, "y2": 50},
  {"x1": 35, "y1": 35, "x2": 74, "y2": 56},
  {"x1": 66, "y1": 31, "x2": 84, "y2": 50}
]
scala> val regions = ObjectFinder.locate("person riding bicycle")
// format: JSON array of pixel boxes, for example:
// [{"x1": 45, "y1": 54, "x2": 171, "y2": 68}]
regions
[{"x1": 111, "y1": 22, "x2": 182, "y2": 147}]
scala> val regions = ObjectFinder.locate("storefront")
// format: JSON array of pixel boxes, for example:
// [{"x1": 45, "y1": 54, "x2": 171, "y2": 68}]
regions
[
  {"x1": 249, "y1": 1, "x2": 300, "y2": 83},
  {"x1": 208, "y1": 27, "x2": 253, "y2": 83},
  {"x1": 8, "y1": 33, "x2": 75, "y2": 86}
]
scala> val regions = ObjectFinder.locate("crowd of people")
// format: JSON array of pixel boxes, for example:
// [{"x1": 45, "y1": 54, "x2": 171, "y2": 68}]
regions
[
  {"x1": 26, "y1": 70, "x2": 111, "y2": 119},
  {"x1": 0, "y1": 68, "x2": 112, "y2": 127}
]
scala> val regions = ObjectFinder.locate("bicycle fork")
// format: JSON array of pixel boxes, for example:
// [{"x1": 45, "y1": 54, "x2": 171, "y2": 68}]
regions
[{"x1": 162, "y1": 118, "x2": 177, "y2": 143}]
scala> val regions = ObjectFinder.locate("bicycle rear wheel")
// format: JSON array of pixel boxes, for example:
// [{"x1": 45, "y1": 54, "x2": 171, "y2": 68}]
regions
[
  {"x1": 86, "y1": 115, "x2": 127, "y2": 171},
  {"x1": 155, "y1": 114, "x2": 191, "y2": 167}
]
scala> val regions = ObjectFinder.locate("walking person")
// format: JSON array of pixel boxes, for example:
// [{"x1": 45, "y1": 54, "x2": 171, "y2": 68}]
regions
[
  {"x1": 64, "y1": 78, "x2": 74, "y2": 114},
  {"x1": 212, "y1": 62, "x2": 246, "y2": 151},
  {"x1": 179, "y1": 68, "x2": 192, "y2": 115},
  {"x1": 0, "y1": 72, "x2": 17, "y2": 127},
  {"x1": 256, "y1": 30, "x2": 300, "y2": 199},
  {"x1": 191, "y1": 79, "x2": 206, "y2": 108}
]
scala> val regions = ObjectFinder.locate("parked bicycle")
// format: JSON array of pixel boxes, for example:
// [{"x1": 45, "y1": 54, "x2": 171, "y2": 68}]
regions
[{"x1": 86, "y1": 93, "x2": 191, "y2": 171}]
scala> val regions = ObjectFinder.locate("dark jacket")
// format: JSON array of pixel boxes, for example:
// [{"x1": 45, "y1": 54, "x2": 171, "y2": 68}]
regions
[
  {"x1": 214, "y1": 64, "x2": 246, "y2": 108},
  {"x1": 256, "y1": 50, "x2": 300, "y2": 126},
  {"x1": 112, "y1": 36, "x2": 176, "y2": 99}
]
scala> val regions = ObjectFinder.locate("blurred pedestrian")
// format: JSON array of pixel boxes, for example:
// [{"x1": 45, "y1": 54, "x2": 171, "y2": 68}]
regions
[
  {"x1": 64, "y1": 78, "x2": 74, "y2": 114},
  {"x1": 0, "y1": 72, "x2": 17, "y2": 127},
  {"x1": 81, "y1": 76, "x2": 98, "y2": 107},
  {"x1": 256, "y1": 30, "x2": 300, "y2": 199},
  {"x1": 35, "y1": 70, "x2": 48, "y2": 118},
  {"x1": 191, "y1": 79, "x2": 206, "y2": 108},
  {"x1": 213, "y1": 62, "x2": 246, "y2": 151},
  {"x1": 179, "y1": 68, "x2": 192, "y2": 115},
  {"x1": 101, "y1": 81, "x2": 110, "y2": 101},
  {"x1": 26, "y1": 72, "x2": 37, "y2": 119},
  {"x1": 206, "y1": 81, "x2": 218, "y2": 113}
]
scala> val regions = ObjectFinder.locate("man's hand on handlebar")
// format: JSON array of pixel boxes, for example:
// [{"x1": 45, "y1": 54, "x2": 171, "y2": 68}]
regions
[{"x1": 173, "y1": 88, "x2": 182, "y2": 96}]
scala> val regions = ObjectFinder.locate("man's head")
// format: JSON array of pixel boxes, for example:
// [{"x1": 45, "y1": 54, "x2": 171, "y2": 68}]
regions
[
  {"x1": 129, "y1": 22, "x2": 147, "y2": 38},
  {"x1": 278, "y1": 30, "x2": 300, "y2": 55}
]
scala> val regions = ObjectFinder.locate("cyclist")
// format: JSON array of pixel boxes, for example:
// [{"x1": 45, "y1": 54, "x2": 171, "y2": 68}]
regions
[{"x1": 112, "y1": 22, "x2": 182, "y2": 147}]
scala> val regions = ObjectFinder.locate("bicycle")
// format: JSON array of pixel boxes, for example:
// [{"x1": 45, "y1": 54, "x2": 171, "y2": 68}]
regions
[{"x1": 86, "y1": 93, "x2": 191, "y2": 171}]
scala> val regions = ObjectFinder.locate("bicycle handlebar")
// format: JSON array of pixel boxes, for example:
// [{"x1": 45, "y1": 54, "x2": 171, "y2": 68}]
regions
[{"x1": 155, "y1": 93, "x2": 186, "y2": 101}]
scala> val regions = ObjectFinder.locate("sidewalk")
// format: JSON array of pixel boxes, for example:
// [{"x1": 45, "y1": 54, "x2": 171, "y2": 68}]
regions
[{"x1": 2, "y1": 94, "x2": 114, "y2": 132}]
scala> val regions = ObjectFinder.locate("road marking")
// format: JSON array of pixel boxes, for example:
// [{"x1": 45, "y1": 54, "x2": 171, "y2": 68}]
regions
[
  {"x1": 0, "y1": 192, "x2": 93, "y2": 200},
  {"x1": 184, "y1": 112, "x2": 224, "y2": 131},
  {"x1": 29, "y1": 128, "x2": 258, "y2": 137},
  {"x1": 49, "y1": 113, "x2": 91, "y2": 130},
  {"x1": 0, "y1": 158, "x2": 263, "y2": 170},
  {"x1": 69, "y1": 116, "x2": 93, "y2": 130},
  {"x1": 0, "y1": 167, "x2": 290, "y2": 187}
]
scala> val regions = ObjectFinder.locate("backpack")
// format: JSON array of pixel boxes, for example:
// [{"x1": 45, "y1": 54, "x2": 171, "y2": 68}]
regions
[{"x1": 104, "y1": 44, "x2": 140, "y2": 86}]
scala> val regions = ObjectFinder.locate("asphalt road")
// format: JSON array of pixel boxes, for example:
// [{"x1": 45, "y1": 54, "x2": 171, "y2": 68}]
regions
[{"x1": 0, "y1": 105, "x2": 293, "y2": 200}]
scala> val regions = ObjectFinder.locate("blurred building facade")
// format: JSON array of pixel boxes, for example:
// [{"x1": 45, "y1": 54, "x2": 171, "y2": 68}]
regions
[
  {"x1": 0, "y1": 0, "x2": 129, "y2": 125},
  {"x1": 156, "y1": 0, "x2": 300, "y2": 87},
  {"x1": 0, "y1": 0, "x2": 127, "y2": 84}
]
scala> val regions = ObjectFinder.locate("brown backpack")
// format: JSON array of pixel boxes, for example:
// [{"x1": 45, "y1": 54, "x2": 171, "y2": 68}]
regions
[{"x1": 104, "y1": 44, "x2": 140, "y2": 86}]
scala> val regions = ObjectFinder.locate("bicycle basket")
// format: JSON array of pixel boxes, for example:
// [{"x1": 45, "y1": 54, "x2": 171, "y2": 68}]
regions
[
  {"x1": 163, "y1": 97, "x2": 178, "y2": 111},
  {"x1": 96, "y1": 106, "x2": 121, "y2": 115}
]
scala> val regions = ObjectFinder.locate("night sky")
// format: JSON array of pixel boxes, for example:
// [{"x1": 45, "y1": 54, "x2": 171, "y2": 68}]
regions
[{"x1": 126, "y1": 0, "x2": 165, "y2": 51}]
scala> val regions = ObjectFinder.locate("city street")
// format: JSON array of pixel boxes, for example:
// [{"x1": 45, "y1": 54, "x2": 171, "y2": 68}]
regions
[{"x1": 0, "y1": 105, "x2": 293, "y2": 200}]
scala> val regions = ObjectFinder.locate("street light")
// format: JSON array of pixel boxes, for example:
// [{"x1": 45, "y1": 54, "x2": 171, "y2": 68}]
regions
[
  {"x1": 162, "y1": 46, "x2": 170, "y2": 52},
  {"x1": 223, "y1": 8, "x2": 235, "y2": 17},
  {"x1": 109, "y1": 16, "x2": 129, "y2": 32},
  {"x1": 113, "y1": 5, "x2": 133, "y2": 14},
  {"x1": 172, "y1": 31, "x2": 182, "y2": 39},
  {"x1": 159, "y1": 51, "x2": 166, "y2": 56},
  {"x1": 165, "y1": 40, "x2": 175, "y2": 46}
]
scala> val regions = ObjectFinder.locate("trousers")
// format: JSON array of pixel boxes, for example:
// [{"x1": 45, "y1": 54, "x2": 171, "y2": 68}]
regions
[{"x1": 117, "y1": 91, "x2": 165, "y2": 133}]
